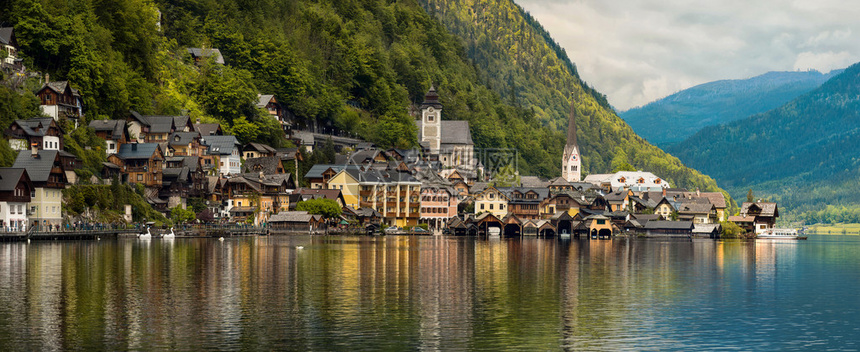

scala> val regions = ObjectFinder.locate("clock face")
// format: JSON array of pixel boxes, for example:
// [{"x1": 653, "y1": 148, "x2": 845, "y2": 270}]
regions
[{"x1": 569, "y1": 154, "x2": 577, "y2": 161}]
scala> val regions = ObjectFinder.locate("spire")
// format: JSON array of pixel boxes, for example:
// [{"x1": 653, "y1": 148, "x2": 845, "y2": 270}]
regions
[
  {"x1": 566, "y1": 101, "x2": 578, "y2": 147},
  {"x1": 421, "y1": 85, "x2": 442, "y2": 109}
]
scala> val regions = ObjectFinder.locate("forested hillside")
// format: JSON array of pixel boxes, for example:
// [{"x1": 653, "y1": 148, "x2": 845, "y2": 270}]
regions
[
  {"x1": 2, "y1": 0, "x2": 726, "y2": 200},
  {"x1": 416, "y1": 0, "x2": 728, "y2": 195},
  {"x1": 667, "y1": 62, "x2": 860, "y2": 222},
  {"x1": 621, "y1": 70, "x2": 841, "y2": 147}
]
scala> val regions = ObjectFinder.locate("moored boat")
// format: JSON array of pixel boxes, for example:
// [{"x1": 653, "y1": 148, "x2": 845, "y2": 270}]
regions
[{"x1": 757, "y1": 228, "x2": 806, "y2": 240}]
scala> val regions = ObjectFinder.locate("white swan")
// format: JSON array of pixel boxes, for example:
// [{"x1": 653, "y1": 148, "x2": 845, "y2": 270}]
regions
[
  {"x1": 295, "y1": 246, "x2": 304, "y2": 250},
  {"x1": 163, "y1": 227, "x2": 176, "y2": 239},
  {"x1": 218, "y1": 237, "x2": 225, "y2": 241},
  {"x1": 139, "y1": 227, "x2": 152, "y2": 240}
]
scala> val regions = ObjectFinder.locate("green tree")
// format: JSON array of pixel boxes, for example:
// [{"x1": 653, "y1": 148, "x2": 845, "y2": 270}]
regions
[
  {"x1": 171, "y1": 207, "x2": 196, "y2": 224},
  {"x1": 747, "y1": 189, "x2": 754, "y2": 203},
  {"x1": 721, "y1": 221, "x2": 743, "y2": 238},
  {"x1": 296, "y1": 198, "x2": 342, "y2": 219}
]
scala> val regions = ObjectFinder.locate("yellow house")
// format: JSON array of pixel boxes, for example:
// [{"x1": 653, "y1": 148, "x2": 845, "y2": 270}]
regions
[
  {"x1": 326, "y1": 168, "x2": 360, "y2": 209},
  {"x1": 474, "y1": 186, "x2": 509, "y2": 218}
]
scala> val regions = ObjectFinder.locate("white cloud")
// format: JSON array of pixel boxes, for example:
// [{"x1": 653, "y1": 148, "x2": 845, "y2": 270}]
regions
[{"x1": 515, "y1": 0, "x2": 860, "y2": 110}]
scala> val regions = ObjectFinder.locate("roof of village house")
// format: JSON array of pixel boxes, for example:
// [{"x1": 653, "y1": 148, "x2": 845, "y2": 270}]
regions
[
  {"x1": 0, "y1": 28, "x2": 15, "y2": 46},
  {"x1": 194, "y1": 123, "x2": 222, "y2": 136},
  {"x1": 498, "y1": 187, "x2": 550, "y2": 203},
  {"x1": 244, "y1": 142, "x2": 277, "y2": 155},
  {"x1": 168, "y1": 131, "x2": 200, "y2": 146},
  {"x1": 40, "y1": 81, "x2": 81, "y2": 97},
  {"x1": 146, "y1": 116, "x2": 176, "y2": 134},
  {"x1": 728, "y1": 215, "x2": 756, "y2": 223},
  {"x1": 13, "y1": 150, "x2": 63, "y2": 183},
  {"x1": 0, "y1": 168, "x2": 30, "y2": 192},
  {"x1": 644, "y1": 220, "x2": 694, "y2": 230},
  {"x1": 741, "y1": 202, "x2": 778, "y2": 217},
  {"x1": 181, "y1": 156, "x2": 201, "y2": 172},
  {"x1": 187, "y1": 48, "x2": 225, "y2": 64},
  {"x1": 243, "y1": 156, "x2": 281, "y2": 175},
  {"x1": 10, "y1": 118, "x2": 62, "y2": 137},
  {"x1": 173, "y1": 116, "x2": 192, "y2": 130},
  {"x1": 678, "y1": 202, "x2": 715, "y2": 215},
  {"x1": 114, "y1": 143, "x2": 161, "y2": 160},
  {"x1": 269, "y1": 211, "x2": 317, "y2": 223},
  {"x1": 603, "y1": 189, "x2": 631, "y2": 202},
  {"x1": 304, "y1": 164, "x2": 344, "y2": 179},
  {"x1": 693, "y1": 223, "x2": 721, "y2": 234},
  {"x1": 355, "y1": 207, "x2": 382, "y2": 218},
  {"x1": 162, "y1": 167, "x2": 190, "y2": 186},
  {"x1": 520, "y1": 176, "x2": 550, "y2": 188},
  {"x1": 548, "y1": 177, "x2": 571, "y2": 187},
  {"x1": 200, "y1": 135, "x2": 239, "y2": 155},
  {"x1": 256, "y1": 94, "x2": 275, "y2": 108},
  {"x1": 88, "y1": 119, "x2": 125, "y2": 140}
]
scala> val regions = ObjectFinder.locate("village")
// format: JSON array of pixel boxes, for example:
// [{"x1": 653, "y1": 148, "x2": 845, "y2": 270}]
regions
[{"x1": 0, "y1": 27, "x2": 778, "y2": 239}]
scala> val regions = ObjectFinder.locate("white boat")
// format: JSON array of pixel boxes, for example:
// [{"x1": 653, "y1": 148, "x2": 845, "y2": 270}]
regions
[
  {"x1": 757, "y1": 228, "x2": 806, "y2": 240},
  {"x1": 139, "y1": 227, "x2": 152, "y2": 240}
]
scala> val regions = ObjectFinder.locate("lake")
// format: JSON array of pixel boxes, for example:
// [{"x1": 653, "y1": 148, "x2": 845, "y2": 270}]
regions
[{"x1": 1, "y1": 235, "x2": 859, "y2": 351}]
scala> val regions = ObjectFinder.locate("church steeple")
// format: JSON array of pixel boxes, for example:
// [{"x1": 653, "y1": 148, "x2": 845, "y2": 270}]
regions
[{"x1": 562, "y1": 101, "x2": 581, "y2": 182}]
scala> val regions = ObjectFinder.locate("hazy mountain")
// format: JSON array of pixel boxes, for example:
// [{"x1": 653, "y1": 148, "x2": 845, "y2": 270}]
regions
[
  {"x1": 666, "y1": 63, "x2": 860, "y2": 221},
  {"x1": 621, "y1": 70, "x2": 842, "y2": 147}
]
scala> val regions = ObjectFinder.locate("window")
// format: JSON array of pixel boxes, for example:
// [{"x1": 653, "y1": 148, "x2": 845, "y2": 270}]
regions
[
  {"x1": 480, "y1": 204, "x2": 485, "y2": 210},
  {"x1": 427, "y1": 114, "x2": 435, "y2": 122},
  {"x1": 137, "y1": 174, "x2": 143, "y2": 181},
  {"x1": 489, "y1": 204, "x2": 494, "y2": 210}
]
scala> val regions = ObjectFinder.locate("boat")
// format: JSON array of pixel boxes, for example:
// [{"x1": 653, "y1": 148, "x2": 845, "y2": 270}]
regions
[
  {"x1": 138, "y1": 227, "x2": 152, "y2": 240},
  {"x1": 757, "y1": 228, "x2": 806, "y2": 240},
  {"x1": 162, "y1": 227, "x2": 175, "y2": 239}
]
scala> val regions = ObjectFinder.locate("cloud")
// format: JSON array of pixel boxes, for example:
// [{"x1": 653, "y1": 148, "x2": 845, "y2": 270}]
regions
[{"x1": 515, "y1": 0, "x2": 860, "y2": 110}]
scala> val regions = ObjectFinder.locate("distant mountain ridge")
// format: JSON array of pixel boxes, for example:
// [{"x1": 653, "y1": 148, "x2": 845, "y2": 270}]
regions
[
  {"x1": 620, "y1": 69, "x2": 842, "y2": 146},
  {"x1": 665, "y1": 62, "x2": 860, "y2": 221}
]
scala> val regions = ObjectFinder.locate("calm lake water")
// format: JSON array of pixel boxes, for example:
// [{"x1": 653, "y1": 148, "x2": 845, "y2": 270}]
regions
[{"x1": 1, "y1": 235, "x2": 859, "y2": 351}]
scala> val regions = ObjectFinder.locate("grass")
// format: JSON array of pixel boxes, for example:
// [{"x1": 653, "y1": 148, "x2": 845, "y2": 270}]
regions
[{"x1": 807, "y1": 223, "x2": 860, "y2": 235}]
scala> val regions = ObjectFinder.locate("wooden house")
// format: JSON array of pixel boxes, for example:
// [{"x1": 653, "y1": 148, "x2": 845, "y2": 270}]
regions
[
  {"x1": 36, "y1": 81, "x2": 83, "y2": 122},
  {"x1": 6, "y1": 118, "x2": 64, "y2": 151},
  {"x1": 0, "y1": 27, "x2": 21, "y2": 68},
  {"x1": 88, "y1": 119, "x2": 128, "y2": 155},
  {"x1": 107, "y1": 143, "x2": 164, "y2": 187},
  {"x1": 0, "y1": 168, "x2": 32, "y2": 231}
]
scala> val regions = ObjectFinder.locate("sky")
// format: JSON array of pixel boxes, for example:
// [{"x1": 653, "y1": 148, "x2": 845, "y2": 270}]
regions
[{"x1": 515, "y1": 0, "x2": 860, "y2": 110}]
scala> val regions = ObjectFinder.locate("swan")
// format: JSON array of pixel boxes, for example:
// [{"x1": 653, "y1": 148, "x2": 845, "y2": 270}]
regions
[
  {"x1": 139, "y1": 227, "x2": 152, "y2": 240},
  {"x1": 163, "y1": 227, "x2": 176, "y2": 239},
  {"x1": 218, "y1": 237, "x2": 225, "y2": 241},
  {"x1": 295, "y1": 246, "x2": 304, "y2": 250}
]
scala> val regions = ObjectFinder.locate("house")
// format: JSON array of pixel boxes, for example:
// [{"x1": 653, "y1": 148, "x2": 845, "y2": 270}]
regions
[
  {"x1": 269, "y1": 211, "x2": 323, "y2": 234},
  {"x1": 243, "y1": 156, "x2": 286, "y2": 175},
  {"x1": 585, "y1": 214, "x2": 615, "y2": 239},
  {"x1": 168, "y1": 131, "x2": 204, "y2": 157},
  {"x1": 200, "y1": 135, "x2": 241, "y2": 176},
  {"x1": 326, "y1": 166, "x2": 421, "y2": 227},
  {"x1": 126, "y1": 111, "x2": 179, "y2": 143},
  {"x1": 473, "y1": 186, "x2": 509, "y2": 218},
  {"x1": 88, "y1": 120, "x2": 127, "y2": 155},
  {"x1": 540, "y1": 191, "x2": 585, "y2": 218},
  {"x1": 12, "y1": 150, "x2": 67, "y2": 227},
  {"x1": 501, "y1": 187, "x2": 549, "y2": 220},
  {"x1": 655, "y1": 197, "x2": 681, "y2": 220},
  {"x1": 677, "y1": 202, "x2": 718, "y2": 224},
  {"x1": 738, "y1": 202, "x2": 779, "y2": 235},
  {"x1": 0, "y1": 168, "x2": 32, "y2": 231},
  {"x1": 0, "y1": 27, "x2": 21, "y2": 68},
  {"x1": 603, "y1": 188, "x2": 634, "y2": 212},
  {"x1": 6, "y1": 118, "x2": 64, "y2": 151},
  {"x1": 419, "y1": 186, "x2": 459, "y2": 230},
  {"x1": 194, "y1": 123, "x2": 223, "y2": 136},
  {"x1": 243, "y1": 142, "x2": 277, "y2": 159},
  {"x1": 187, "y1": 48, "x2": 225, "y2": 65},
  {"x1": 293, "y1": 188, "x2": 346, "y2": 208},
  {"x1": 584, "y1": 171, "x2": 669, "y2": 193},
  {"x1": 693, "y1": 223, "x2": 722, "y2": 239},
  {"x1": 36, "y1": 80, "x2": 83, "y2": 121},
  {"x1": 304, "y1": 164, "x2": 345, "y2": 189},
  {"x1": 107, "y1": 143, "x2": 164, "y2": 187},
  {"x1": 257, "y1": 94, "x2": 281, "y2": 119}
]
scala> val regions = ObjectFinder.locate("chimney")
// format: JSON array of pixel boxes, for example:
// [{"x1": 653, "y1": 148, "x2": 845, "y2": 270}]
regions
[
  {"x1": 30, "y1": 143, "x2": 38, "y2": 157},
  {"x1": 696, "y1": 188, "x2": 700, "y2": 196},
  {"x1": 44, "y1": 73, "x2": 49, "y2": 84},
  {"x1": 196, "y1": 118, "x2": 201, "y2": 124},
  {"x1": 662, "y1": 188, "x2": 666, "y2": 197}
]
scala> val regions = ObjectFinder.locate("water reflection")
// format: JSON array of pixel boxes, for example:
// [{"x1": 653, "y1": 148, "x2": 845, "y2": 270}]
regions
[{"x1": 0, "y1": 236, "x2": 859, "y2": 350}]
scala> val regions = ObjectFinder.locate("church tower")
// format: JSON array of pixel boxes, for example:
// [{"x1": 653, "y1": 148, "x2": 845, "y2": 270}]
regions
[
  {"x1": 419, "y1": 86, "x2": 442, "y2": 153},
  {"x1": 562, "y1": 102, "x2": 582, "y2": 182}
]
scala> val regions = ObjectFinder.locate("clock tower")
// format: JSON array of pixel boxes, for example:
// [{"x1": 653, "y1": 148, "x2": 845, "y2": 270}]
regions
[
  {"x1": 420, "y1": 86, "x2": 442, "y2": 153},
  {"x1": 562, "y1": 102, "x2": 581, "y2": 182}
]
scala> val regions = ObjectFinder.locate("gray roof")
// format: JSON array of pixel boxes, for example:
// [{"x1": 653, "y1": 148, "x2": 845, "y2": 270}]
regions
[
  {"x1": 243, "y1": 156, "x2": 281, "y2": 175},
  {"x1": 693, "y1": 224, "x2": 721, "y2": 234},
  {"x1": 194, "y1": 123, "x2": 222, "y2": 136},
  {"x1": 257, "y1": 94, "x2": 275, "y2": 108},
  {"x1": 42, "y1": 81, "x2": 80, "y2": 97},
  {"x1": 146, "y1": 116, "x2": 175, "y2": 134},
  {"x1": 187, "y1": 48, "x2": 225, "y2": 64},
  {"x1": 741, "y1": 202, "x2": 778, "y2": 217},
  {"x1": 115, "y1": 143, "x2": 161, "y2": 160},
  {"x1": 12, "y1": 118, "x2": 59, "y2": 137},
  {"x1": 678, "y1": 202, "x2": 715, "y2": 215},
  {"x1": 644, "y1": 221, "x2": 694, "y2": 230},
  {"x1": 244, "y1": 142, "x2": 277, "y2": 154},
  {"x1": 201, "y1": 135, "x2": 239, "y2": 155},
  {"x1": 0, "y1": 28, "x2": 14, "y2": 46},
  {"x1": 0, "y1": 168, "x2": 28, "y2": 192},
  {"x1": 13, "y1": 150, "x2": 60, "y2": 182},
  {"x1": 304, "y1": 164, "x2": 344, "y2": 179},
  {"x1": 270, "y1": 211, "x2": 315, "y2": 223},
  {"x1": 168, "y1": 131, "x2": 201, "y2": 146},
  {"x1": 440, "y1": 121, "x2": 473, "y2": 145},
  {"x1": 520, "y1": 176, "x2": 549, "y2": 188},
  {"x1": 88, "y1": 119, "x2": 125, "y2": 140}
]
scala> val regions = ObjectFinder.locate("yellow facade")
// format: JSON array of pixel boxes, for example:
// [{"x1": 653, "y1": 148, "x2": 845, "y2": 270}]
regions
[
  {"x1": 327, "y1": 170, "x2": 360, "y2": 209},
  {"x1": 474, "y1": 187, "x2": 508, "y2": 218}
]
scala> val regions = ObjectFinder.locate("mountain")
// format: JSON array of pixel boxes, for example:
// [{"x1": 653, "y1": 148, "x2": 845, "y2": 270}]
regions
[
  {"x1": 666, "y1": 62, "x2": 860, "y2": 222},
  {"x1": 621, "y1": 70, "x2": 842, "y2": 147},
  {"x1": 1, "y1": 0, "x2": 728, "y2": 201}
]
